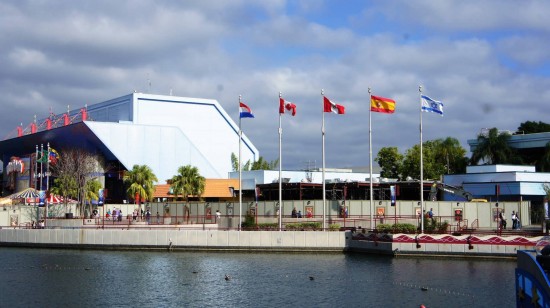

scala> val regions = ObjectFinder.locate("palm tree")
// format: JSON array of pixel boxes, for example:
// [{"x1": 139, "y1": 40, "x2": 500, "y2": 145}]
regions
[
  {"x1": 251, "y1": 156, "x2": 279, "y2": 170},
  {"x1": 123, "y1": 165, "x2": 158, "y2": 208},
  {"x1": 231, "y1": 152, "x2": 250, "y2": 171},
  {"x1": 84, "y1": 179, "x2": 102, "y2": 216},
  {"x1": 470, "y1": 128, "x2": 517, "y2": 165},
  {"x1": 436, "y1": 137, "x2": 467, "y2": 174},
  {"x1": 170, "y1": 165, "x2": 206, "y2": 203}
]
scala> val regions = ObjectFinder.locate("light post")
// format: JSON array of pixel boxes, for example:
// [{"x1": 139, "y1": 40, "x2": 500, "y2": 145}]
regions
[
  {"x1": 226, "y1": 202, "x2": 233, "y2": 230},
  {"x1": 275, "y1": 202, "x2": 280, "y2": 230},
  {"x1": 203, "y1": 202, "x2": 210, "y2": 230},
  {"x1": 496, "y1": 202, "x2": 500, "y2": 236},
  {"x1": 342, "y1": 200, "x2": 346, "y2": 227}
]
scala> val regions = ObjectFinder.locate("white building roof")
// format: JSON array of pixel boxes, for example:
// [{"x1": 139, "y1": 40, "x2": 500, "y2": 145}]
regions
[{"x1": 86, "y1": 93, "x2": 258, "y2": 181}]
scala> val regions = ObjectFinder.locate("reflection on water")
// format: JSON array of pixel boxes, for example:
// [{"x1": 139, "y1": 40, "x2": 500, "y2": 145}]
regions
[{"x1": 0, "y1": 248, "x2": 515, "y2": 307}]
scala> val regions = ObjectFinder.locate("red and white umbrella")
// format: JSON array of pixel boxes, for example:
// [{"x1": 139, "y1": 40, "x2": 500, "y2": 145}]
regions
[
  {"x1": 47, "y1": 194, "x2": 63, "y2": 204},
  {"x1": 47, "y1": 194, "x2": 77, "y2": 204}
]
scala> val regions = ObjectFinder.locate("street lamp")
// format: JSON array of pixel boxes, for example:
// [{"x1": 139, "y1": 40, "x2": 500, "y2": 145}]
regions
[
  {"x1": 203, "y1": 202, "x2": 210, "y2": 230},
  {"x1": 495, "y1": 202, "x2": 500, "y2": 235}
]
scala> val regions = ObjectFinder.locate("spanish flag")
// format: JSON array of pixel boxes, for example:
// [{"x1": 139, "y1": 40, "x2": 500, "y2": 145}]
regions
[{"x1": 370, "y1": 95, "x2": 395, "y2": 114}]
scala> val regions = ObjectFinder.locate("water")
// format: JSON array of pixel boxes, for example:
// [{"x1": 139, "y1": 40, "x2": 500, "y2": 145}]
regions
[{"x1": 0, "y1": 248, "x2": 515, "y2": 307}]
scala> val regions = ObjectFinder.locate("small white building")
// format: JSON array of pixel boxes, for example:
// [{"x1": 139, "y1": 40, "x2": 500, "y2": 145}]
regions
[{"x1": 444, "y1": 165, "x2": 550, "y2": 205}]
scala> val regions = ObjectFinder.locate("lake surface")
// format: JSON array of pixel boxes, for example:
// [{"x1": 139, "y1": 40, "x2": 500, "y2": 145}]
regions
[{"x1": 0, "y1": 248, "x2": 515, "y2": 307}]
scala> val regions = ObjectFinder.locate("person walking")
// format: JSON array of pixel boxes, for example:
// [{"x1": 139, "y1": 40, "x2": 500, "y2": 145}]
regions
[
  {"x1": 511, "y1": 211, "x2": 517, "y2": 229},
  {"x1": 146, "y1": 209, "x2": 151, "y2": 224},
  {"x1": 428, "y1": 208, "x2": 434, "y2": 220},
  {"x1": 499, "y1": 211, "x2": 506, "y2": 230}
]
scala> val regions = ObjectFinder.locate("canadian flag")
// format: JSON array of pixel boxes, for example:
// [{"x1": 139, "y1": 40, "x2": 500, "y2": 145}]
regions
[
  {"x1": 323, "y1": 96, "x2": 345, "y2": 114},
  {"x1": 279, "y1": 98, "x2": 297, "y2": 116}
]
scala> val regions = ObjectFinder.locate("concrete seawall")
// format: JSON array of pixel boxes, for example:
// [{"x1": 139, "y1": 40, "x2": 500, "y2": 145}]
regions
[
  {"x1": 0, "y1": 229, "x2": 348, "y2": 252},
  {"x1": 0, "y1": 229, "x2": 541, "y2": 257}
]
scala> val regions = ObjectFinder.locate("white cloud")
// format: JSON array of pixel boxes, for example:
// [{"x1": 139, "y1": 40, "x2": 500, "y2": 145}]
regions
[
  {"x1": 498, "y1": 35, "x2": 550, "y2": 66},
  {"x1": 372, "y1": 0, "x2": 550, "y2": 33},
  {"x1": 1, "y1": 0, "x2": 550, "y2": 170}
]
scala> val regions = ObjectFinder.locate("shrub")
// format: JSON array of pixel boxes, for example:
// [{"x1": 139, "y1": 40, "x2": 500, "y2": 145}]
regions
[
  {"x1": 423, "y1": 218, "x2": 450, "y2": 234},
  {"x1": 328, "y1": 224, "x2": 340, "y2": 231},
  {"x1": 285, "y1": 222, "x2": 322, "y2": 230},
  {"x1": 393, "y1": 223, "x2": 417, "y2": 234},
  {"x1": 376, "y1": 223, "x2": 416, "y2": 234},
  {"x1": 241, "y1": 213, "x2": 256, "y2": 229},
  {"x1": 257, "y1": 223, "x2": 278, "y2": 230},
  {"x1": 377, "y1": 223, "x2": 393, "y2": 233}
]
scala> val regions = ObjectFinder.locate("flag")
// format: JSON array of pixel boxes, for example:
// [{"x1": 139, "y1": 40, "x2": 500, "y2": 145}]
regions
[
  {"x1": 323, "y1": 96, "x2": 345, "y2": 114},
  {"x1": 239, "y1": 102, "x2": 254, "y2": 118},
  {"x1": 279, "y1": 98, "x2": 296, "y2": 116},
  {"x1": 49, "y1": 148, "x2": 59, "y2": 164},
  {"x1": 370, "y1": 95, "x2": 395, "y2": 114},
  {"x1": 421, "y1": 95, "x2": 444, "y2": 115},
  {"x1": 37, "y1": 150, "x2": 49, "y2": 164}
]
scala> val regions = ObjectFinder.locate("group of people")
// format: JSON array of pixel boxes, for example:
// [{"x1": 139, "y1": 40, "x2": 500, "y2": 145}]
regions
[
  {"x1": 291, "y1": 207, "x2": 302, "y2": 218},
  {"x1": 105, "y1": 208, "x2": 123, "y2": 222},
  {"x1": 498, "y1": 210, "x2": 521, "y2": 230},
  {"x1": 31, "y1": 220, "x2": 45, "y2": 229},
  {"x1": 292, "y1": 207, "x2": 314, "y2": 218},
  {"x1": 104, "y1": 208, "x2": 162, "y2": 224}
]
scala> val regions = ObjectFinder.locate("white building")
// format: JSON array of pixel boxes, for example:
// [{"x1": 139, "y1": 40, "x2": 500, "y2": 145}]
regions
[{"x1": 0, "y1": 93, "x2": 258, "y2": 201}]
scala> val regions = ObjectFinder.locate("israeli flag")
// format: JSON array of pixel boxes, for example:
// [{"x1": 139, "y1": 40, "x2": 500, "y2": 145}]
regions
[{"x1": 421, "y1": 95, "x2": 444, "y2": 115}]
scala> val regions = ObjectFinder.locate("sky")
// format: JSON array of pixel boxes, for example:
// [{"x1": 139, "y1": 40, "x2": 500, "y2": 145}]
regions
[{"x1": 1, "y1": 0, "x2": 550, "y2": 171}]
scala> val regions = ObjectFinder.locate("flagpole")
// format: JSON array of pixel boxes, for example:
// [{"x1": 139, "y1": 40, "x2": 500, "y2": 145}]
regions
[
  {"x1": 368, "y1": 88, "x2": 374, "y2": 230},
  {"x1": 238, "y1": 95, "x2": 243, "y2": 231},
  {"x1": 46, "y1": 143, "x2": 50, "y2": 191},
  {"x1": 46, "y1": 142, "x2": 50, "y2": 225},
  {"x1": 40, "y1": 144, "x2": 44, "y2": 191},
  {"x1": 35, "y1": 145, "x2": 39, "y2": 223},
  {"x1": 321, "y1": 89, "x2": 326, "y2": 231},
  {"x1": 35, "y1": 145, "x2": 38, "y2": 190},
  {"x1": 278, "y1": 92, "x2": 283, "y2": 231},
  {"x1": 419, "y1": 85, "x2": 424, "y2": 234}
]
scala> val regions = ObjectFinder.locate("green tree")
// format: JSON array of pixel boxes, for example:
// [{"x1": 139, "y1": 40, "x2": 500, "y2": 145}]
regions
[
  {"x1": 517, "y1": 121, "x2": 550, "y2": 134},
  {"x1": 50, "y1": 176, "x2": 78, "y2": 207},
  {"x1": 543, "y1": 183, "x2": 550, "y2": 199},
  {"x1": 231, "y1": 153, "x2": 278, "y2": 171},
  {"x1": 124, "y1": 165, "x2": 158, "y2": 207},
  {"x1": 401, "y1": 143, "x2": 443, "y2": 180},
  {"x1": 470, "y1": 128, "x2": 519, "y2": 165},
  {"x1": 49, "y1": 148, "x2": 103, "y2": 216},
  {"x1": 375, "y1": 147, "x2": 403, "y2": 179},
  {"x1": 83, "y1": 179, "x2": 102, "y2": 214},
  {"x1": 231, "y1": 152, "x2": 250, "y2": 171},
  {"x1": 251, "y1": 157, "x2": 279, "y2": 170},
  {"x1": 434, "y1": 137, "x2": 468, "y2": 174},
  {"x1": 400, "y1": 145, "x2": 421, "y2": 180},
  {"x1": 400, "y1": 138, "x2": 466, "y2": 181},
  {"x1": 170, "y1": 165, "x2": 206, "y2": 203}
]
